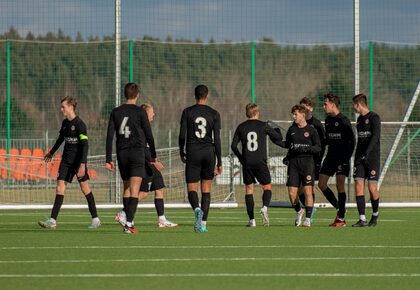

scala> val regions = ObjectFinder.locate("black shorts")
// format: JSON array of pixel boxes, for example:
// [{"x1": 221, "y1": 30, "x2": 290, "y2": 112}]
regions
[
  {"x1": 57, "y1": 161, "x2": 89, "y2": 183},
  {"x1": 243, "y1": 165, "x2": 271, "y2": 185},
  {"x1": 117, "y1": 148, "x2": 146, "y2": 181},
  {"x1": 185, "y1": 145, "x2": 215, "y2": 183},
  {"x1": 287, "y1": 157, "x2": 315, "y2": 187},
  {"x1": 320, "y1": 155, "x2": 350, "y2": 177},
  {"x1": 140, "y1": 163, "x2": 165, "y2": 192},
  {"x1": 353, "y1": 158, "x2": 380, "y2": 182}
]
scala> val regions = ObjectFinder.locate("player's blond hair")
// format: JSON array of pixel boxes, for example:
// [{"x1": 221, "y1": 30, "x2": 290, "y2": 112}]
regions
[
  {"x1": 246, "y1": 103, "x2": 259, "y2": 118},
  {"x1": 140, "y1": 103, "x2": 153, "y2": 111}
]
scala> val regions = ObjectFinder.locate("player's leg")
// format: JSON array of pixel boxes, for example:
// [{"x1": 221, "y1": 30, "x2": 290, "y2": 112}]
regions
[
  {"x1": 318, "y1": 157, "x2": 339, "y2": 209},
  {"x1": 245, "y1": 183, "x2": 256, "y2": 227},
  {"x1": 115, "y1": 180, "x2": 130, "y2": 227},
  {"x1": 77, "y1": 166, "x2": 100, "y2": 229},
  {"x1": 302, "y1": 185, "x2": 314, "y2": 227},
  {"x1": 330, "y1": 174, "x2": 347, "y2": 227},
  {"x1": 39, "y1": 179, "x2": 67, "y2": 229},
  {"x1": 352, "y1": 163, "x2": 368, "y2": 227},
  {"x1": 287, "y1": 159, "x2": 304, "y2": 226},
  {"x1": 367, "y1": 182, "x2": 380, "y2": 226},
  {"x1": 298, "y1": 185, "x2": 306, "y2": 206},
  {"x1": 260, "y1": 184, "x2": 272, "y2": 226},
  {"x1": 199, "y1": 179, "x2": 212, "y2": 232},
  {"x1": 152, "y1": 172, "x2": 177, "y2": 227},
  {"x1": 79, "y1": 180, "x2": 100, "y2": 229}
]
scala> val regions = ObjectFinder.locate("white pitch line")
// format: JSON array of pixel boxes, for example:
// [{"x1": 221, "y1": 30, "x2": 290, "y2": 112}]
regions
[
  {"x1": 0, "y1": 257, "x2": 419, "y2": 264},
  {"x1": 0, "y1": 273, "x2": 419, "y2": 278},
  {"x1": 1, "y1": 245, "x2": 420, "y2": 250}
]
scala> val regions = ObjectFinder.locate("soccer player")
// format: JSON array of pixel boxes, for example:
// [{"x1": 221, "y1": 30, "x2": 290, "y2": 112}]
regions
[
  {"x1": 278, "y1": 105, "x2": 321, "y2": 227},
  {"x1": 106, "y1": 83, "x2": 156, "y2": 234},
  {"x1": 318, "y1": 93, "x2": 355, "y2": 227},
  {"x1": 231, "y1": 103, "x2": 282, "y2": 227},
  {"x1": 138, "y1": 103, "x2": 177, "y2": 227},
  {"x1": 297, "y1": 97, "x2": 326, "y2": 206},
  {"x1": 352, "y1": 94, "x2": 381, "y2": 227},
  {"x1": 38, "y1": 96, "x2": 100, "y2": 229},
  {"x1": 178, "y1": 84, "x2": 222, "y2": 233}
]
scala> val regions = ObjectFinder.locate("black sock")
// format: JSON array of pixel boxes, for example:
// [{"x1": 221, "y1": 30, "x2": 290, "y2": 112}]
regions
[
  {"x1": 154, "y1": 198, "x2": 164, "y2": 217},
  {"x1": 51, "y1": 194, "x2": 64, "y2": 220},
  {"x1": 123, "y1": 197, "x2": 130, "y2": 213},
  {"x1": 322, "y1": 187, "x2": 338, "y2": 209},
  {"x1": 371, "y1": 198, "x2": 379, "y2": 215},
  {"x1": 245, "y1": 195, "x2": 255, "y2": 220},
  {"x1": 338, "y1": 192, "x2": 346, "y2": 219},
  {"x1": 188, "y1": 191, "x2": 200, "y2": 210},
  {"x1": 126, "y1": 197, "x2": 139, "y2": 223},
  {"x1": 305, "y1": 206, "x2": 313, "y2": 219},
  {"x1": 262, "y1": 190, "x2": 272, "y2": 208},
  {"x1": 298, "y1": 193, "x2": 305, "y2": 206},
  {"x1": 312, "y1": 193, "x2": 315, "y2": 203},
  {"x1": 356, "y1": 195, "x2": 366, "y2": 216},
  {"x1": 85, "y1": 192, "x2": 98, "y2": 218},
  {"x1": 292, "y1": 202, "x2": 301, "y2": 212},
  {"x1": 201, "y1": 192, "x2": 211, "y2": 221}
]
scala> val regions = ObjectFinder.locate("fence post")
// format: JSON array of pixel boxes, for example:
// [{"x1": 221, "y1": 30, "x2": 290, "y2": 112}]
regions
[
  {"x1": 251, "y1": 40, "x2": 255, "y2": 104},
  {"x1": 6, "y1": 39, "x2": 11, "y2": 185},
  {"x1": 129, "y1": 39, "x2": 133, "y2": 82},
  {"x1": 369, "y1": 40, "x2": 374, "y2": 110}
]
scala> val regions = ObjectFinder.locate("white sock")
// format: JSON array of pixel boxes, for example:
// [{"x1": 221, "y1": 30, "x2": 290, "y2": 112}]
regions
[
  {"x1": 126, "y1": 221, "x2": 133, "y2": 227},
  {"x1": 263, "y1": 206, "x2": 268, "y2": 211},
  {"x1": 360, "y1": 214, "x2": 366, "y2": 221},
  {"x1": 49, "y1": 218, "x2": 56, "y2": 223},
  {"x1": 250, "y1": 219, "x2": 255, "y2": 223},
  {"x1": 158, "y1": 215, "x2": 166, "y2": 222},
  {"x1": 201, "y1": 221, "x2": 207, "y2": 226},
  {"x1": 305, "y1": 217, "x2": 311, "y2": 223},
  {"x1": 92, "y1": 217, "x2": 100, "y2": 223},
  {"x1": 372, "y1": 212, "x2": 379, "y2": 217},
  {"x1": 194, "y1": 207, "x2": 201, "y2": 212}
]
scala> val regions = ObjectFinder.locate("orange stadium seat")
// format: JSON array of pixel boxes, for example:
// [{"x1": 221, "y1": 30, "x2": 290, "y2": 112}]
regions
[
  {"x1": 19, "y1": 148, "x2": 32, "y2": 180},
  {"x1": 9, "y1": 148, "x2": 21, "y2": 180},
  {"x1": 30, "y1": 148, "x2": 46, "y2": 180},
  {"x1": 49, "y1": 153, "x2": 61, "y2": 179},
  {"x1": 0, "y1": 148, "x2": 7, "y2": 179}
]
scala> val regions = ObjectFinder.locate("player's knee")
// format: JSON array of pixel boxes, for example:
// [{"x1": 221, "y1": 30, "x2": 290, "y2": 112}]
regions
[
  {"x1": 318, "y1": 182, "x2": 327, "y2": 191},
  {"x1": 261, "y1": 184, "x2": 272, "y2": 190},
  {"x1": 56, "y1": 184, "x2": 65, "y2": 195}
]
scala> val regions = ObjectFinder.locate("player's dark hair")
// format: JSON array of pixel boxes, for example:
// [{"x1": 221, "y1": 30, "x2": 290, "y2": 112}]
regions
[
  {"x1": 352, "y1": 93, "x2": 368, "y2": 106},
  {"x1": 245, "y1": 103, "x2": 259, "y2": 118},
  {"x1": 291, "y1": 104, "x2": 308, "y2": 115},
  {"x1": 124, "y1": 82, "x2": 140, "y2": 100},
  {"x1": 324, "y1": 93, "x2": 340, "y2": 107},
  {"x1": 194, "y1": 85, "x2": 208, "y2": 100},
  {"x1": 299, "y1": 97, "x2": 313, "y2": 107},
  {"x1": 61, "y1": 96, "x2": 77, "y2": 111}
]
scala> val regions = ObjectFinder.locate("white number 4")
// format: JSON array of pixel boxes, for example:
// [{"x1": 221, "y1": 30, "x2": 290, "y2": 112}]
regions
[{"x1": 119, "y1": 117, "x2": 131, "y2": 138}]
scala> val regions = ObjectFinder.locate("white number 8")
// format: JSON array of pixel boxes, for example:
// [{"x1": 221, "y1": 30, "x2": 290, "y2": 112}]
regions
[
  {"x1": 247, "y1": 131, "x2": 258, "y2": 151},
  {"x1": 195, "y1": 117, "x2": 207, "y2": 138}
]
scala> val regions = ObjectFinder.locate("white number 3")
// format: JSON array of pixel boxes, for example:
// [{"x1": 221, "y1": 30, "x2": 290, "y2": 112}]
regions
[{"x1": 195, "y1": 117, "x2": 207, "y2": 138}]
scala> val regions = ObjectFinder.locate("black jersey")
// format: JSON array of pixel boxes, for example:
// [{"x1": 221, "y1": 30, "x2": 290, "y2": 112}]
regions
[
  {"x1": 178, "y1": 104, "x2": 222, "y2": 167},
  {"x1": 324, "y1": 113, "x2": 355, "y2": 160},
  {"x1": 307, "y1": 115, "x2": 326, "y2": 161},
  {"x1": 106, "y1": 104, "x2": 156, "y2": 163},
  {"x1": 281, "y1": 124, "x2": 321, "y2": 159},
  {"x1": 231, "y1": 119, "x2": 282, "y2": 168},
  {"x1": 49, "y1": 116, "x2": 88, "y2": 164},
  {"x1": 355, "y1": 111, "x2": 381, "y2": 161}
]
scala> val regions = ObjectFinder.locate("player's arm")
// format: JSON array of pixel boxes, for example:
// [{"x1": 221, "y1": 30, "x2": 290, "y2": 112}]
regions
[
  {"x1": 230, "y1": 128, "x2": 244, "y2": 165},
  {"x1": 178, "y1": 109, "x2": 187, "y2": 163},
  {"x1": 364, "y1": 114, "x2": 381, "y2": 159},
  {"x1": 309, "y1": 129, "x2": 321, "y2": 154},
  {"x1": 105, "y1": 110, "x2": 115, "y2": 171},
  {"x1": 45, "y1": 122, "x2": 65, "y2": 162},
  {"x1": 343, "y1": 118, "x2": 355, "y2": 160},
  {"x1": 140, "y1": 110, "x2": 157, "y2": 161},
  {"x1": 76, "y1": 121, "x2": 89, "y2": 177},
  {"x1": 266, "y1": 122, "x2": 283, "y2": 145},
  {"x1": 214, "y1": 112, "x2": 222, "y2": 169},
  {"x1": 275, "y1": 127, "x2": 289, "y2": 148},
  {"x1": 315, "y1": 120, "x2": 326, "y2": 159}
]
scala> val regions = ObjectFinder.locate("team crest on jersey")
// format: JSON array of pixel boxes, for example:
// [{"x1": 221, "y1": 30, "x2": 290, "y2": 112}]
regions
[
  {"x1": 304, "y1": 132, "x2": 309, "y2": 138},
  {"x1": 337, "y1": 165, "x2": 342, "y2": 170},
  {"x1": 306, "y1": 175, "x2": 312, "y2": 181},
  {"x1": 335, "y1": 122, "x2": 339, "y2": 127},
  {"x1": 365, "y1": 119, "x2": 369, "y2": 124},
  {"x1": 71, "y1": 125, "x2": 75, "y2": 131},
  {"x1": 371, "y1": 170, "x2": 376, "y2": 176}
]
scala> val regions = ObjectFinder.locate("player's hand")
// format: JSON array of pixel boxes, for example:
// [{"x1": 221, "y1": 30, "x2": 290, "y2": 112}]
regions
[
  {"x1": 44, "y1": 152, "x2": 53, "y2": 163},
  {"x1": 106, "y1": 162, "x2": 114, "y2": 172},
  {"x1": 180, "y1": 154, "x2": 186, "y2": 164},
  {"x1": 77, "y1": 163, "x2": 86, "y2": 178},
  {"x1": 214, "y1": 166, "x2": 223, "y2": 176},
  {"x1": 282, "y1": 156, "x2": 289, "y2": 166},
  {"x1": 152, "y1": 160, "x2": 164, "y2": 171}
]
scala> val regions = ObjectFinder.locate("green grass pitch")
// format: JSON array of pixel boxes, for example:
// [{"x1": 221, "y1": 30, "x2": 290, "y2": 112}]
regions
[{"x1": 0, "y1": 207, "x2": 419, "y2": 290}]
